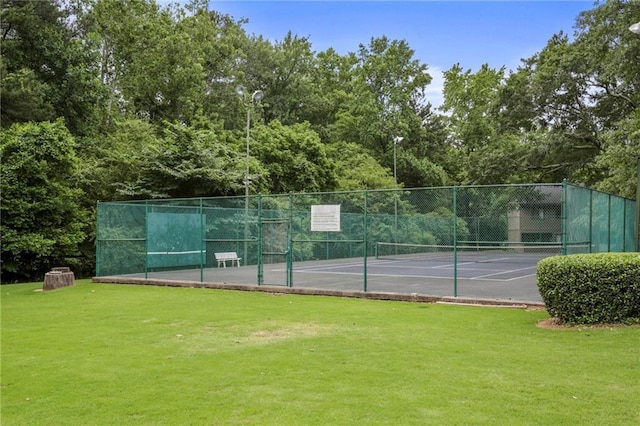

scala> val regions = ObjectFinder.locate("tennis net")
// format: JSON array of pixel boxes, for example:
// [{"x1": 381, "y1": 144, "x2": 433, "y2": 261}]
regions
[{"x1": 374, "y1": 242, "x2": 568, "y2": 264}]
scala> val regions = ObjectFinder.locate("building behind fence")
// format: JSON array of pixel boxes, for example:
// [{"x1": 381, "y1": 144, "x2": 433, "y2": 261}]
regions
[{"x1": 96, "y1": 182, "x2": 637, "y2": 301}]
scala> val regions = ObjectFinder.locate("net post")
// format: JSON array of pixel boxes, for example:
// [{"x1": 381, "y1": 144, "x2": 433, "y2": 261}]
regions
[{"x1": 453, "y1": 186, "x2": 458, "y2": 297}]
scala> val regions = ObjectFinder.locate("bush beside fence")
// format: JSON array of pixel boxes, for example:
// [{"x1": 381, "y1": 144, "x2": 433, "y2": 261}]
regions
[{"x1": 537, "y1": 253, "x2": 640, "y2": 324}]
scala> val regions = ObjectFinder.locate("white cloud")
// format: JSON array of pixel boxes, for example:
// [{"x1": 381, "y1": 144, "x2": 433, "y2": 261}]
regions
[{"x1": 425, "y1": 66, "x2": 446, "y2": 110}]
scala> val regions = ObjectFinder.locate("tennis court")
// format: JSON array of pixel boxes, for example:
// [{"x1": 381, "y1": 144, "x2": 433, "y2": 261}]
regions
[
  {"x1": 95, "y1": 183, "x2": 636, "y2": 304},
  {"x1": 278, "y1": 244, "x2": 551, "y2": 301},
  {"x1": 103, "y1": 244, "x2": 550, "y2": 303}
]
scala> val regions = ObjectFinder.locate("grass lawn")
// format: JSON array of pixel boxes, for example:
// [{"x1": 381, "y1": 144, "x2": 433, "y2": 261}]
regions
[{"x1": 2, "y1": 280, "x2": 639, "y2": 425}]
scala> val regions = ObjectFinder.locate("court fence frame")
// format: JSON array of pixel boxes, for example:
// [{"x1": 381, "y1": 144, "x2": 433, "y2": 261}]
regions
[{"x1": 96, "y1": 180, "x2": 637, "y2": 299}]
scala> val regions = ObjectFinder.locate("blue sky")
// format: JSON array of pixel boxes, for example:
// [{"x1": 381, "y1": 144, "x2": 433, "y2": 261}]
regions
[{"x1": 208, "y1": 1, "x2": 594, "y2": 107}]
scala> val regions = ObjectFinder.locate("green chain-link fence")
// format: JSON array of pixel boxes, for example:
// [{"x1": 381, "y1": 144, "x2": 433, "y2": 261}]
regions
[{"x1": 96, "y1": 182, "x2": 637, "y2": 301}]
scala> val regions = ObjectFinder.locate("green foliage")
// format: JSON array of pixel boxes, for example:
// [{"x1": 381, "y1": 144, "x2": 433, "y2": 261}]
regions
[
  {"x1": 0, "y1": 120, "x2": 87, "y2": 282},
  {"x1": 1, "y1": 0, "x2": 104, "y2": 135},
  {"x1": 442, "y1": 64, "x2": 503, "y2": 153},
  {"x1": 537, "y1": 253, "x2": 640, "y2": 324},
  {"x1": 77, "y1": 119, "x2": 160, "y2": 202},
  {"x1": 1, "y1": 0, "x2": 638, "y2": 278},
  {"x1": 240, "y1": 33, "x2": 318, "y2": 126},
  {"x1": 253, "y1": 120, "x2": 338, "y2": 193},
  {"x1": 591, "y1": 109, "x2": 640, "y2": 199},
  {"x1": 327, "y1": 142, "x2": 396, "y2": 190},
  {"x1": 397, "y1": 152, "x2": 449, "y2": 188},
  {"x1": 117, "y1": 122, "x2": 245, "y2": 198},
  {"x1": 0, "y1": 66, "x2": 56, "y2": 126}
]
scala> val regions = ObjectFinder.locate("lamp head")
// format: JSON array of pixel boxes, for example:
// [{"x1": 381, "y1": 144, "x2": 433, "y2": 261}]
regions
[
  {"x1": 252, "y1": 90, "x2": 264, "y2": 102},
  {"x1": 235, "y1": 85, "x2": 245, "y2": 97}
]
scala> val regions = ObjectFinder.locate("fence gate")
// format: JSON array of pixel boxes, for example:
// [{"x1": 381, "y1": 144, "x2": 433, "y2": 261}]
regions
[{"x1": 258, "y1": 218, "x2": 291, "y2": 286}]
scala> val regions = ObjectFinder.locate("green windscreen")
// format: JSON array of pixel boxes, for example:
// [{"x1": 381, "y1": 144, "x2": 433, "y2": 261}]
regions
[
  {"x1": 147, "y1": 212, "x2": 203, "y2": 268},
  {"x1": 96, "y1": 183, "x2": 637, "y2": 281}
]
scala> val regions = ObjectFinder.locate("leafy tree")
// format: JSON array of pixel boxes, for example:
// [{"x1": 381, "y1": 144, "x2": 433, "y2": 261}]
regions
[
  {"x1": 307, "y1": 48, "x2": 358, "y2": 143},
  {"x1": 77, "y1": 119, "x2": 160, "y2": 202},
  {"x1": 239, "y1": 32, "x2": 318, "y2": 126},
  {"x1": 326, "y1": 141, "x2": 395, "y2": 190},
  {"x1": 325, "y1": 36, "x2": 436, "y2": 190},
  {"x1": 78, "y1": 0, "x2": 244, "y2": 126},
  {"x1": 441, "y1": 63, "x2": 504, "y2": 154},
  {"x1": 522, "y1": 33, "x2": 604, "y2": 183},
  {"x1": 116, "y1": 122, "x2": 246, "y2": 198},
  {"x1": 466, "y1": 133, "x2": 542, "y2": 184},
  {"x1": 335, "y1": 37, "x2": 431, "y2": 154},
  {"x1": 0, "y1": 64, "x2": 55, "y2": 127},
  {"x1": 397, "y1": 151, "x2": 449, "y2": 189},
  {"x1": 83, "y1": 0, "x2": 181, "y2": 123},
  {"x1": 1, "y1": 0, "x2": 104, "y2": 135},
  {"x1": 592, "y1": 109, "x2": 640, "y2": 199},
  {"x1": 1, "y1": 120, "x2": 87, "y2": 282},
  {"x1": 511, "y1": 0, "x2": 640, "y2": 186},
  {"x1": 252, "y1": 120, "x2": 337, "y2": 193}
]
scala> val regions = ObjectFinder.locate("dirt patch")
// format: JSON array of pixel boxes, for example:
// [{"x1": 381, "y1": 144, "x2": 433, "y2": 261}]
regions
[
  {"x1": 243, "y1": 322, "x2": 334, "y2": 343},
  {"x1": 536, "y1": 317, "x2": 628, "y2": 330}
]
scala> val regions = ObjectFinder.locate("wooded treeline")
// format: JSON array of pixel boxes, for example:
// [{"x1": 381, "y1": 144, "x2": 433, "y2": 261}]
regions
[{"x1": 1, "y1": 0, "x2": 639, "y2": 282}]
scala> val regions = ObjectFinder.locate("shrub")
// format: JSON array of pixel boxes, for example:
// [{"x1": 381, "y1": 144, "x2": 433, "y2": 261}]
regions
[{"x1": 537, "y1": 253, "x2": 640, "y2": 324}]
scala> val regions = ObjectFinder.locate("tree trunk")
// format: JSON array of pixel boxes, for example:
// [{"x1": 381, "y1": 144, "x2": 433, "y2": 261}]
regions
[{"x1": 43, "y1": 267, "x2": 75, "y2": 291}]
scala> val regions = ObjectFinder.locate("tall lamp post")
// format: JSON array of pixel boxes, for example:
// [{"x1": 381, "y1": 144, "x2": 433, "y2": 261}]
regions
[
  {"x1": 393, "y1": 136, "x2": 404, "y2": 243},
  {"x1": 630, "y1": 22, "x2": 640, "y2": 251},
  {"x1": 236, "y1": 85, "x2": 264, "y2": 262},
  {"x1": 393, "y1": 136, "x2": 404, "y2": 188}
]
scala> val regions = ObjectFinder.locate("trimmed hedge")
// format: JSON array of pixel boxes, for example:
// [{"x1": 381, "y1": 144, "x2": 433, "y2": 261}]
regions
[{"x1": 537, "y1": 253, "x2": 640, "y2": 324}]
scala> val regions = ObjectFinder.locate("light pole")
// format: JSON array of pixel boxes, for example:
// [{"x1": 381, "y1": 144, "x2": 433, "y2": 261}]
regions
[
  {"x1": 236, "y1": 85, "x2": 264, "y2": 262},
  {"x1": 630, "y1": 22, "x2": 640, "y2": 250},
  {"x1": 393, "y1": 136, "x2": 404, "y2": 188},
  {"x1": 393, "y1": 136, "x2": 404, "y2": 244}
]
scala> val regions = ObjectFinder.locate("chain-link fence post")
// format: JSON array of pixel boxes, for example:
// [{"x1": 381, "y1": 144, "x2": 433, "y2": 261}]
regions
[
  {"x1": 561, "y1": 179, "x2": 567, "y2": 255},
  {"x1": 144, "y1": 200, "x2": 149, "y2": 279},
  {"x1": 453, "y1": 186, "x2": 458, "y2": 297},
  {"x1": 363, "y1": 190, "x2": 369, "y2": 292}
]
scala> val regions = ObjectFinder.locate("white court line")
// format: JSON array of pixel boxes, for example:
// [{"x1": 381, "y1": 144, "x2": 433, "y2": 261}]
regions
[
  {"x1": 470, "y1": 265, "x2": 537, "y2": 280},
  {"x1": 270, "y1": 258, "x2": 539, "y2": 282},
  {"x1": 290, "y1": 268, "x2": 537, "y2": 282},
  {"x1": 373, "y1": 264, "x2": 507, "y2": 273},
  {"x1": 147, "y1": 250, "x2": 202, "y2": 255},
  {"x1": 274, "y1": 267, "x2": 533, "y2": 282},
  {"x1": 288, "y1": 269, "x2": 459, "y2": 280},
  {"x1": 502, "y1": 273, "x2": 537, "y2": 282},
  {"x1": 288, "y1": 261, "x2": 368, "y2": 271},
  {"x1": 295, "y1": 261, "x2": 507, "y2": 273}
]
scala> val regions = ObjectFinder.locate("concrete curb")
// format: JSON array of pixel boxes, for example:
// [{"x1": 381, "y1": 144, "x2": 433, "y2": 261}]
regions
[{"x1": 92, "y1": 276, "x2": 545, "y2": 309}]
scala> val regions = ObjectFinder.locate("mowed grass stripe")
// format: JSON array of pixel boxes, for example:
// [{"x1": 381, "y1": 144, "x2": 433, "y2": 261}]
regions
[{"x1": 1, "y1": 281, "x2": 639, "y2": 425}]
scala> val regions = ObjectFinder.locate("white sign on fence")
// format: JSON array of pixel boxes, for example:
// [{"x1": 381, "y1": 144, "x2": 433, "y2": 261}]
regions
[{"x1": 311, "y1": 204, "x2": 341, "y2": 232}]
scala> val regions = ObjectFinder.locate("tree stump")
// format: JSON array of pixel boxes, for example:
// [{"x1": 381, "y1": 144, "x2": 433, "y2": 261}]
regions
[{"x1": 43, "y1": 267, "x2": 75, "y2": 291}]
